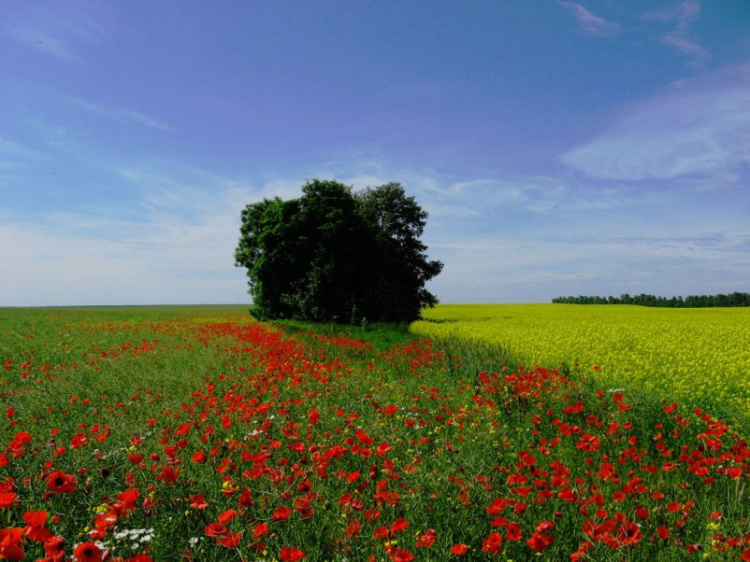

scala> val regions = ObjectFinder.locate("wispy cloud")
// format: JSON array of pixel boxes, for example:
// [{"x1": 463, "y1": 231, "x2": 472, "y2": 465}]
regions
[
  {"x1": 0, "y1": 136, "x2": 42, "y2": 159},
  {"x1": 643, "y1": 1, "x2": 710, "y2": 63},
  {"x1": 9, "y1": 26, "x2": 82, "y2": 62},
  {"x1": 558, "y1": 2, "x2": 622, "y2": 37},
  {"x1": 0, "y1": 137, "x2": 39, "y2": 190},
  {"x1": 275, "y1": 157, "x2": 628, "y2": 222},
  {"x1": 427, "y1": 227, "x2": 750, "y2": 303},
  {"x1": 61, "y1": 95, "x2": 173, "y2": 132},
  {"x1": 559, "y1": 62, "x2": 750, "y2": 181},
  {"x1": 4, "y1": 0, "x2": 113, "y2": 63},
  {"x1": 396, "y1": 174, "x2": 626, "y2": 222}
]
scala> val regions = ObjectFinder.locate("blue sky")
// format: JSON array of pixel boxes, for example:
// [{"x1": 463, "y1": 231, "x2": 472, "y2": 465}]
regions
[{"x1": 1, "y1": 0, "x2": 749, "y2": 306}]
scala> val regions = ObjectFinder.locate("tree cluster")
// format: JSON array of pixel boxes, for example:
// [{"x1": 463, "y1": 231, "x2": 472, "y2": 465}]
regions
[
  {"x1": 234, "y1": 180, "x2": 443, "y2": 324},
  {"x1": 552, "y1": 292, "x2": 750, "y2": 308}
]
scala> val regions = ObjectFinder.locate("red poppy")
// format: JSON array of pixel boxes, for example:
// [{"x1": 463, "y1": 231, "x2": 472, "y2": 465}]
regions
[
  {"x1": 253, "y1": 522, "x2": 269, "y2": 539},
  {"x1": 345, "y1": 519, "x2": 361, "y2": 538},
  {"x1": 73, "y1": 541, "x2": 102, "y2": 562},
  {"x1": 616, "y1": 521, "x2": 642, "y2": 545},
  {"x1": 393, "y1": 549, "x2": 416, "y2": 562},
  {"x1": 506, "y1": 522, "x2": 522, "y2": 541},
  {"x1": 117, "y1": 489, "x2": 139, "y2": 505},
  {"x1": 507, "y1": 473, "x2": 528, "y2": 485},
  {"x1": 527, "y1": 532, "x2": 554, "y2": 552},
  {"x1": 374, "y1": 526, "x2": 389, "y2": 539},
  {"x1": 238, "y1": 487, "x2": 254, "y2": 508},
  {"x1": 46, "y1": 471, "x2": 77, "y2": 494},
  {"x1": 451, "y1": 543, "x2": 469, "y2": 555},
  {"x1": 391, "y1": 517, "x2": 411, "y2": 534},
  {"x1": 273, "y1": 506, "x2": 292, "y2": 521},
  {"x1": 23, "y1": 510, "x2": 53, "y2": 542},
  {"x1": 204, "y1": 523, "x2": 228, "y2": 536},
  {"x1": 635, "y1": 506, "x2": 649, "y2": 520},
  {"x1": 189, "y1": 493, "x2": 209, "y2": 509},
  {"x1": 664, "y1": 403, "x2": 679, "y2": 414},
  {"x1": 217, "y1": 509, "x2": 238, "y2": 523},
  {"x1": 43, "y1": 535, "x2": 66, "y2": 560},
  {"x1": 536, "y1": 521, "x2": 554, "y2": 534},
  {"x1": 70, "y1": 433, "x2": 88, "y2": 449},
  {"x1": 482, "y1": 532, "x2": 503, "y2": 554},
  {"x1": 308, "y1": 408, "x2": 320, "y2": 425},
  {"x1": 174, "y1": 422, "x2": 191, "y2": 435},
  {"x1": 364, "y1": 509, "x2": 381, "y2": 522},
  {"x1": 486, "y1": 497, "x2": 507, "y2": 515},
  {"x1": 279, "y1": 547, "x2": 306, "y2": 561},
  {"x1": 376, "y1": 442, "x2": 392, "y2": 457},
  {"x1": 0, "y1": 528, "x2": 24, "y2": 561},
  {"x1": 156, "y1": 466, "x2": 179, "y2": 483},
  {"x1": 0, "y1": 492, "x2": 17, "y2": 508},
  {"x1": 416, "y1": 529, "x2": 436, "y2": 547},
  {"x1": 218, "y1": 532, "x2": 242, "y2": 548}
]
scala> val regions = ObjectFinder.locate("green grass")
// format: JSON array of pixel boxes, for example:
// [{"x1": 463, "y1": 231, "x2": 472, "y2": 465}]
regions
[
  {"x1": 269, "y1": 319, "x2": 418, "y2": 352},
  {"x1": 1, "y1": 305, "x2": 750, "y2": 561}
]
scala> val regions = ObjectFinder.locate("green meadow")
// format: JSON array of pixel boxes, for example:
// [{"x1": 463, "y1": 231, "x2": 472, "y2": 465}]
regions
[{"x1": 1, "y1": 304, "x2": 749, "y2": 561}]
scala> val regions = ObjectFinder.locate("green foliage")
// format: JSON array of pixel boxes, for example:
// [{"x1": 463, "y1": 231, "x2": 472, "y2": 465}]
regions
[{"x1": 234, "y1": 179, "x2": 443, "y2": 323}]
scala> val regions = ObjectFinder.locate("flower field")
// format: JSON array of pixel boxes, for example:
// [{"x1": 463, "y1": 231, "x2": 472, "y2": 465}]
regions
[
  {"x1": 413, "y1": 304, "x2": 750, "y2": 419},
  {"x1": 2, "y1": 305, "x2": 750, "y2": 560}
]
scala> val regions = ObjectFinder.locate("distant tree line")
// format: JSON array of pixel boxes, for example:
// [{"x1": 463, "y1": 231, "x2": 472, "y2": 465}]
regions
[{"x1": 552, "y1": 293, "x2": 750, "y2": 308}]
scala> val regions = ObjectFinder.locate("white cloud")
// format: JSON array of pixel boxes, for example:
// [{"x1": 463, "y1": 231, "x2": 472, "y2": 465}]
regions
[
  {"x1": 4, "y1": 0, "x2": 112, "y2": 63},
  {"x1": 411, "y1": 175, "x2": 626, "y2": 219},
  {"x1": 9, "y1": 27, "x2": 82, "y2": 62},
  {"x1": 661, "y1": 33, "x2": 710, "y2": 62},
  {"x1": 0, "y1": 182, "x2": 252, "y2": 306},
  {"x1": 428, "y1": 228, "x2": 750, "y2": 303},
  {"x1": 0, "y1": 136, "x2": 42, "y2": 159},
  {"x1": 61, "y1": 95, "x2": 173, "y2": 132},
  {"x1": 558, "y1": 2, "x2": 622, "y2": 37},
  {"x1": 0, "y1": 162, "x2": 293, "y2": 306},
  {"x1": 559, "y1": 63, "x2": 750, "y2": 181},
  {"x1": 643, "y1": 1, "x2": 710, "y2": 63}
]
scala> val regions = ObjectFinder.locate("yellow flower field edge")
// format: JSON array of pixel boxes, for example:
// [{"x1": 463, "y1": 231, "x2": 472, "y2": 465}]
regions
[{"x1": 412, "y1": 304, "x2": 750, "y2": 425}]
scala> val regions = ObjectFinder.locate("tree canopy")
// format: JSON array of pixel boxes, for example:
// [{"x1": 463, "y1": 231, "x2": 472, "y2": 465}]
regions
[{"x1": 234, "y1": 179, "x2": 443, "y2": 323}]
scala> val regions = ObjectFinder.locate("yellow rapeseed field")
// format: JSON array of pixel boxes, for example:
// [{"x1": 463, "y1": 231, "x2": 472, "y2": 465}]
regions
[{"x1": 412, "y1": 304, "x2": 750, "y2": 415}]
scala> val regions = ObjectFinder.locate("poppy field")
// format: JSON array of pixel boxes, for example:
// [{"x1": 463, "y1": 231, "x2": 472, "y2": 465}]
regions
[{"x1": 2, "y1": 305, "x2": 750, "y2": 561}]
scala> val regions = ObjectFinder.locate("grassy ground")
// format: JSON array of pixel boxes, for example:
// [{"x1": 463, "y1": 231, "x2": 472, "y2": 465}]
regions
[{"x1": 1, "y1": 305, "x2": 749, "y2": 561}]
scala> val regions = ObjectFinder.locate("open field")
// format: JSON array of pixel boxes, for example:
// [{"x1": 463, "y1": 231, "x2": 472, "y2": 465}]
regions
[
  {"x1": 2, "y1": 305, "x2": 750, "y2": 560},
  {"x1": 413, "y1": 304, "x2": 750, "y2": 422}
]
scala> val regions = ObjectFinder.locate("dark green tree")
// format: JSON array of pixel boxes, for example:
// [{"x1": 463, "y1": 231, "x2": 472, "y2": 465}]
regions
[{"x1": 234, "y1": 179, "x2": 443, "y2": 323}]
